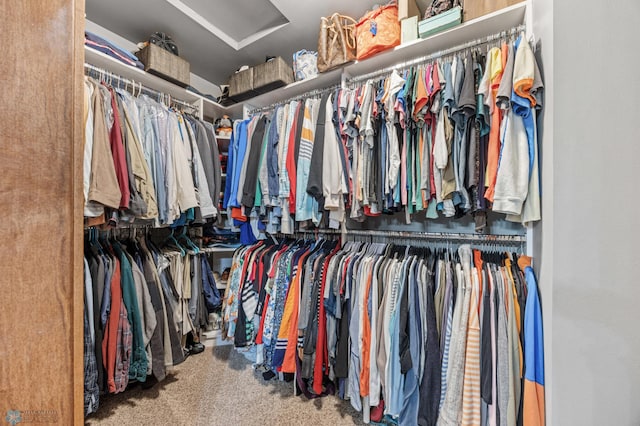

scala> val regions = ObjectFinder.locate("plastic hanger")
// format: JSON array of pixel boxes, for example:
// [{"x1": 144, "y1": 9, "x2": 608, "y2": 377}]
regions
[
  {"x1": 164, "y1": 228, "x2": 186, "y2": 257},
  {"x1": 177, "y1": 226, "x2": 200, "y2": 254}
]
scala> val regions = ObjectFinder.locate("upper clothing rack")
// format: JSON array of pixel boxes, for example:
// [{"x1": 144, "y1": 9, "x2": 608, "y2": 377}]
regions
[
  {"x1": 83, "y1": 1, "x2": 531, "y2": 248},
  {"x1": 84, "y1": 46, "x2": 232, "y2": 119},
  {"x1": 243, "y1": 1, "x2": 526, "y2": 112},
  {"x1": 347, "y1": 23, "x2": 525, "y2": 85},
  {"x1": 244, "y1": 22, "x2": 525, "y2": 115},
  {"x1": 84, "y1": 62, "x2": 201, "y2": 114}
]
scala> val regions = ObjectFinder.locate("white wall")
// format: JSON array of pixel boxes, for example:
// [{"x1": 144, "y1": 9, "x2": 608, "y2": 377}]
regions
[{"x1": 536, "y1": 0, "x2": 640, "y2": 424}]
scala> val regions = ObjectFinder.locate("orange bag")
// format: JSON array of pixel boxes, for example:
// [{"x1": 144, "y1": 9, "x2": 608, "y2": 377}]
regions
[{"x1": 356, "y1": 2, "x2": 401, "y2": 61}]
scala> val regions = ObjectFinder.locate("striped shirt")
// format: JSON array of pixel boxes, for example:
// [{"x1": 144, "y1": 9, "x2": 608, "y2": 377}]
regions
[{"x1": 461, "y1": 268, "x2": 482, "y2": 425}]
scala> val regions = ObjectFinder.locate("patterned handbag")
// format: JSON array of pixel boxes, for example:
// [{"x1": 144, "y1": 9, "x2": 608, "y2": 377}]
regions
[
  {"x1": 424, "y1": 0, "x2": 462, "y2": 19},
  {"x1": 317, "y1": 13, "x2": 357, "y2": 73},
  {"x1": 356, "y1": 2, "x2": 401, "y2": 61},
  {"x1": 293, "y1": 50, "x2": 319, "y2": 81}
]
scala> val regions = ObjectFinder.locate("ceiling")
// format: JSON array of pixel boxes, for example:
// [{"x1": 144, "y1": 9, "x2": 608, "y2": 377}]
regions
[{"x1": 85, "y1": 0, "x2": 429, "y2": 88}]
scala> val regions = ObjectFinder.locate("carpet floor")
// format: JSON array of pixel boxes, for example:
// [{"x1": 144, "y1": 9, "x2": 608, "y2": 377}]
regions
[{"x1": 86, "y1": 344, "x2": 367, "y2": 426}]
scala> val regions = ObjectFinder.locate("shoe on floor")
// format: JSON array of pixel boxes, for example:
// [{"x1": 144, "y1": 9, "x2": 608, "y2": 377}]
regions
[{"x1": 190, "y1": 342, "x2": 205, "y2": 355}]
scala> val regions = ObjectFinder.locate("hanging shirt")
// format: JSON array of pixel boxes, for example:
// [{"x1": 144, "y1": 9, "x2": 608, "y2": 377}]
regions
[{"x1": 522, "y1": 259, "x2": 545, "y2": 426}]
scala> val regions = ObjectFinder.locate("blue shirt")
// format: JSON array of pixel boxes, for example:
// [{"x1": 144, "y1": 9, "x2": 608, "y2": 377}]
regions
[
  {"x1": 511, "y1": 36, "x2": 536, "y2": 177},
  {"x1": 228, "y1": 120, "x2": 249, "y2": 208}
]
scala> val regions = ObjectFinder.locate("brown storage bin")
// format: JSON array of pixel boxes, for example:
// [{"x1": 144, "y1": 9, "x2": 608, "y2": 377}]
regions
[
  {"x1": 228, "y1": 67, "x2": 256, "y2": 102},
  {"x1": 398, "y1": 0, "x2": 421, "y2": 20},
  {"x1": 136, "y1": 43, "x2": 190, "y2": 87},
  {"x1": 253, "y1": 57, "x2": 294, "y2": 94},
  {"x1": 463, "y1": 0, "x2": 521, "y2": 22}
]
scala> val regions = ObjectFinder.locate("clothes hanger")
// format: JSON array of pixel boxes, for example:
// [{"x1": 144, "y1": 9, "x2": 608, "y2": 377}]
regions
[
  {"x1": 177, "y1": 226, "x2": 200, "y2": 254},
  {"x1": 164, "y1": 228, "x2": 186, "y2": 256}
]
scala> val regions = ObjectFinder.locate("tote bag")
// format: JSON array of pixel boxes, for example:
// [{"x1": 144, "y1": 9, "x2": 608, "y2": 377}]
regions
[
  {"x1": 356, "y1": 2, "x2": 401, "y2": 61},
  {"x1": 317, "y1": 13, "x2": 357, "y2": 72}
]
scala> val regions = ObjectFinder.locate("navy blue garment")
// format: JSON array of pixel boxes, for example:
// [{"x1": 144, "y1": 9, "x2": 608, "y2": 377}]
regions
[
  {"x1": 418, "y1": 256, "x2": 441, "y2": 426},
  {"x1": 201, "y1": 256, "x2": 222, "y2": 311}
]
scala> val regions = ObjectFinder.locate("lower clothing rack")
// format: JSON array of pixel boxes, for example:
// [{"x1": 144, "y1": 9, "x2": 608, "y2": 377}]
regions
[{"x1": 272, "y1": 228, "x2": 525, "y2": 245}]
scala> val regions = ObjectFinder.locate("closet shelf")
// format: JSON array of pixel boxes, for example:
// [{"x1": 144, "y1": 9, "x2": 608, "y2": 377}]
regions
[
  {"x1": 84, "y1": 46, "x2": 228, "y2": 119},
  {"x1": 343, "y1": 1, "x2": 526, "y2": 78}
]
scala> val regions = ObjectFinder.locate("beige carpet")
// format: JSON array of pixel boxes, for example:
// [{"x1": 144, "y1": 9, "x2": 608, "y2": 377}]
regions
[{"x1": 86, "y1": 344, "x2": 367, "y2": 426}]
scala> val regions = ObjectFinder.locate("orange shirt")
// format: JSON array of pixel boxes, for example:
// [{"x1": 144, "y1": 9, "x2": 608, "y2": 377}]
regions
[
  {"x1": 102, "y1": 257, "x2": 122, "y2": 393},
  {"x1": 280, "y1": 252, "x2": 309, "y2": 373},
  {"x1": 359, "y1": 259, "x2": 375, "y2": 397},
  {"x1": 413, "y1": 67, "x2": 429, "y2": 121},
  {"x1": 484, "y1": 44, "x2": 507, "y2": 202}
]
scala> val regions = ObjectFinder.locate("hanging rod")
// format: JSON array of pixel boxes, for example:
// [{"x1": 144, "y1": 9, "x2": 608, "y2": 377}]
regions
[
  {"x1": 280, "y1": 228, "x2": 525, "y2": 243},
  {"x1": 84, "y1": 62, "x2": 200, "y2": 112},
  {"x1": 247, "y1": 84, "x2": 341, "y2": 115},
  {"x1": 347, "y1": 24, "x2": 525, "y2": 85}
]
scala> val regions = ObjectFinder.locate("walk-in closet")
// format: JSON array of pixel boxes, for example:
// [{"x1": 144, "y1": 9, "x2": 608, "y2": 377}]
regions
[{"x1": 1, "y1": 1, "x2": 639, "y2": 425}]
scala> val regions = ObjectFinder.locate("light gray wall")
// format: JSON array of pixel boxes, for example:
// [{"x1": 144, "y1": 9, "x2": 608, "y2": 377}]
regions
[
  {"x1": 536, "y1": 0, "x2": 640, "y2": 424},
  {"x1": 531, "y1": 0, "x2": 554, "y2": 420}
]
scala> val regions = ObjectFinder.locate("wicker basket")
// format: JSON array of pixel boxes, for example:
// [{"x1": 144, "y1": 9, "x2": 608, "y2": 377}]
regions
[
  {"x1": 228, "y1": 67, "x2": 256, "y2": 102},
  {"x1": 136, "y1": 43, "x2": 190, "y2": 87},
  {"x1": 253, "y1": 57, "x2": 294, "y2": 94},
  {"x1": 463, "y1": 0, "x2": 520, "y2": 21}
]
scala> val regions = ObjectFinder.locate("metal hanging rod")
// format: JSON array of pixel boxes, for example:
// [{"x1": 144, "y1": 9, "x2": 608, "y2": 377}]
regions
[
  {"x1": 347, "y1": 24, "x2": 526, "y2": 85},
  {"x1": 247, "y1": 83, "x2": 342, "y2": 115},
  {"x1": 84, "y1": 62, "x2": 200, "y2": 112},
  {"x1": 280, "y1": 228, "x2": 525, "y2": 243}
]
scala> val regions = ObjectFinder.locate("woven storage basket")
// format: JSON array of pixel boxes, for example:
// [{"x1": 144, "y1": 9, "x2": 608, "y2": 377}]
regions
[
  {"x1": 228, "y1": 67, "x2": 256, "y2": 102},
  {"x1": 253, "y1": 57, "x2": 294, "y2": 94},
  {"x1": 463, "y1": 0, "x2": 520, "y2": 21},
  {"x1": 136, "y1": 43, "x2": 190, "y2": 87}
]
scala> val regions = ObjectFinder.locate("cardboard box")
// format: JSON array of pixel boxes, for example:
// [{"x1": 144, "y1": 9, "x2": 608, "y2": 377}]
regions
[
  {"x1": 401, "y1": 16, "x2": 419, "y2": 44},
  {"x1": 419, "y1": 6, "x2": 462, "y2": 38},
  {"x1": 136, "y1": 43, "x2": 190, "y2": 87},
  {"x1": 398, "y1": 0, "x2": 421, "y2": 20},
  {"x1": 463, "y1": 0, "x2": 521, "y2": 22}
]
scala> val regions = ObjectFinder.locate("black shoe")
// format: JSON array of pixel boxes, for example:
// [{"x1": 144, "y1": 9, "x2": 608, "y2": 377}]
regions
[{"x1": 190, "y1": 342, "x2": 205, "y2": 355}]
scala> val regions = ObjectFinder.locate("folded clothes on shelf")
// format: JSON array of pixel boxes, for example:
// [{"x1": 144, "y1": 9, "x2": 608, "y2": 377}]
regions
[
  {"x1": 203, "y1": 225, "x2": 240, "y2": 246},
  {"x1": 85, "y1": 31, "x2": 144, "y2": 69}
]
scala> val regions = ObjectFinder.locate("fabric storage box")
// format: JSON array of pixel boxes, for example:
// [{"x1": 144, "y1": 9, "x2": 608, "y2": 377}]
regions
[
  {"x1": 136, "y1": 43, "x2": 190, "y2": 87},
  {"x1": 463, "y1": 0, "x2": 521, "y2": 21},
  {"x1": 228, "y1": 67, "x2": 256, "y2": 102},
  {"x1": 418, "y1": 6, "x2": 462, "y2": 39},
  {"x1": 253, "y1": 57, "x2": 294, "y2": 94},
  {"x1": 401, "y1": 16, "x2": 419, "y2": 44},
  {"x1": 398, "y1": 0, "x2": 421, "y2": 20}
]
